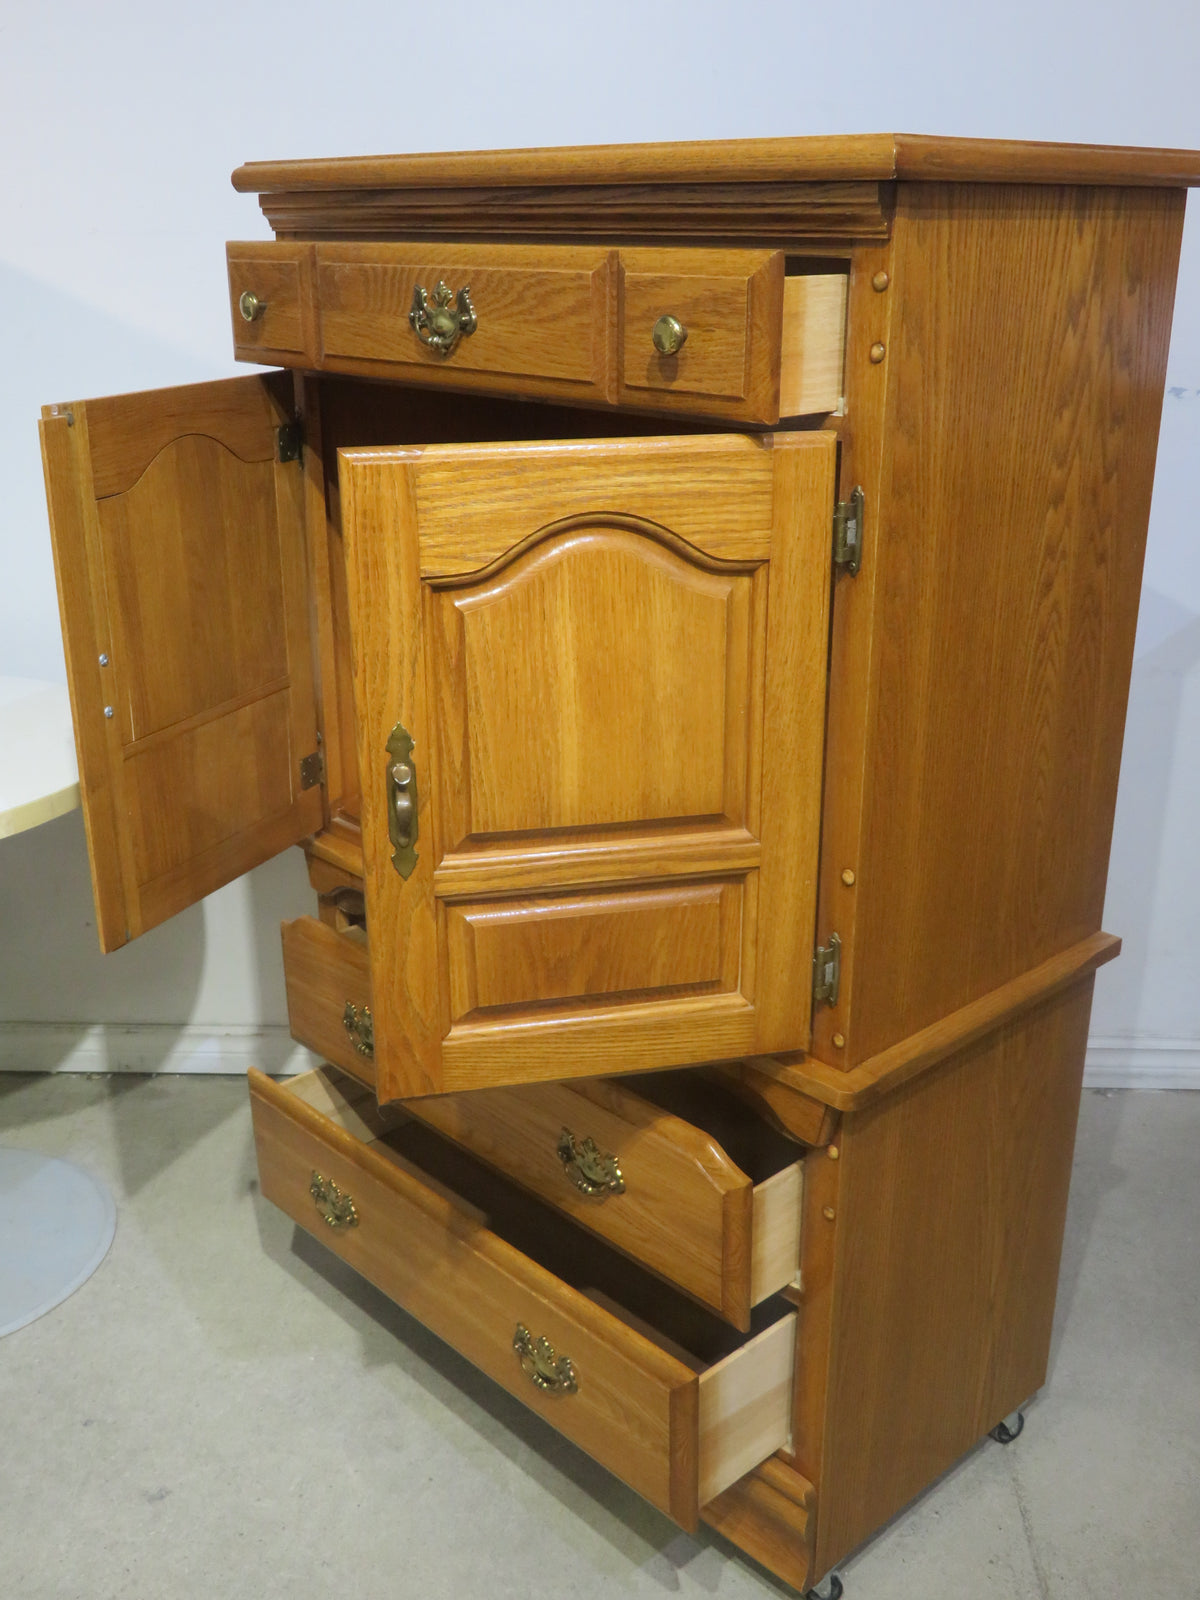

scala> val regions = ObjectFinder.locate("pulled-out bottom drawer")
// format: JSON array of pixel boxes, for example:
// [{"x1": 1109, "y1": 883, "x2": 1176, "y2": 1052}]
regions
[{"x1": 249, "y1": 1065, "x2": 796, "y2": 1531}]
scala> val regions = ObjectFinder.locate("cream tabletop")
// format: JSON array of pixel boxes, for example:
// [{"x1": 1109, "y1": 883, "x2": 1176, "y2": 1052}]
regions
[{"x1": 0, "y1": 677, "x2": 80, "y2": 839}]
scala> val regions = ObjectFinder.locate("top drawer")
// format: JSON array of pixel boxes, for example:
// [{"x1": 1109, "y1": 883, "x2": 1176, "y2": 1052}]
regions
[{"x1": 227, "y1": 241, "x2": 846, "y2": 423}]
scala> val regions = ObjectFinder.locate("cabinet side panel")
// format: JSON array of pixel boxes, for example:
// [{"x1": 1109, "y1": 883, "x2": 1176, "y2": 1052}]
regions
[
  {"x1": 841, "y1": 183, "x2": 1184, "y2": 1061},
  {"x1": 811, "y1": 978, "x2": 1094, "y2": 1575}
]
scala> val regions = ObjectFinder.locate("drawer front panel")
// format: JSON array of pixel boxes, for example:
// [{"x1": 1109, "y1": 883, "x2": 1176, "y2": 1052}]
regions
[
  {"x1": 619, "y1": 249, "x2": 784, "y2": 423},
  {"x1": 445, "y1": 880, "x2": 742, "y2": 1021},
  {"x1": 316, "y1": 243, "x2": 615, "y2": 401},
  {"x1": 282, "y1": 915, "x2": 374, "y2": 1087},
  {"x1": 226, "y1": 242, "x2": 318, "y2": 363},
  {"x1": 250, "y1": 1068, "x2": 794, "y2": 1527}
]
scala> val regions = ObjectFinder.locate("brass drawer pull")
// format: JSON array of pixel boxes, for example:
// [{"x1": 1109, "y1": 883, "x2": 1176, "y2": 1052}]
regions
[
  {"x1": 652, "y1": 313, "x2": 688, "y2": 356},
  {"x1": 342, "y1": 1001, "x2": 374, "y2": 1058},
  {"x1": 557, "y1": 1128, "x2": 625, "y2": 1197},
  {"x1": 513, "y1": 1324, "x2": 578, "y2": 1394},
  {"x1": 310, "y1": 1170, "x2": 358, "y2": 1230},
  {"x1": 409, "y1": 280, "x2": 477, "y2": 355},
  {"x1": 386, "y1": 721, "x2": 419, "y2": 879},
  {"x1": 238, "y1": 290, "x2": 266, "y2": 323}
]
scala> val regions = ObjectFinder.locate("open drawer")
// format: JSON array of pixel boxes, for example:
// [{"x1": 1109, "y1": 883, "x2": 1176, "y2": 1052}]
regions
[
  {"x1": 405, "y1": 1071, "x2": 804, "y2": 1330},
  {"x1": 249, "y1": 1065, "x2": 796, "y2": 1531}
]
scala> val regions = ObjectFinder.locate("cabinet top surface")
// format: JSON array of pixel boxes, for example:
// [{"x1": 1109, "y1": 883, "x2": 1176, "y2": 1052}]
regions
[{"x1": 232, "y1": 133, "x2": 1200, "y2": 193}]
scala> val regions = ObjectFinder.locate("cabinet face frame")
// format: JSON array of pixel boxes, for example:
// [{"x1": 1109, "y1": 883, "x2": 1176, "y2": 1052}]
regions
[
  {"x1": 340, "y1": 430, "x2": 836, "y2": 1100},
  {"x1": 39, "y1": 374, "x2": 324, "y2": 950}
]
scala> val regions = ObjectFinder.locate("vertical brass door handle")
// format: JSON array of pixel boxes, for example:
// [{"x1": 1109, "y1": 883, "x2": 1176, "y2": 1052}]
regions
[
  {"x1": 557, "y1": 1129, "x2": 625, "y2": 1196},
  {"x1": 513, "y1": 1325, "x2": 578, "y2": 1394},
  {"x1": 385, "y1": 722, "x2": 418, "y2": 879}
]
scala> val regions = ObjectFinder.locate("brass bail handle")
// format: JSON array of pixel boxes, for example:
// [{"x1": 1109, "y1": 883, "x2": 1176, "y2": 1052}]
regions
[
  {"x1": 342, "y1": 1001, "x2": 374, "y2": 1058},
  {"x1": 385, "y1": 722, "x2": 419, "y2": 879},
  {"x1": 557, "y1": 1129, "x2": 625, "y2": 1197},
  {"x1": 410, "y1": 280, "x2": 477, "y2": 355},
  {"x1": 513, "y1": 1324, "x2": 578, "y2": 1394},
  {"x1": 310, "y1": 1171, "x2": 358, "y2": 1230}
]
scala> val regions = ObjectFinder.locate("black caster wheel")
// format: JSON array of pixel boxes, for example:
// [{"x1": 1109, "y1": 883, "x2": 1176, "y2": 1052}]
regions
[
  {"x1": 989, "y1": 1410, "x2": 1025, "y2": 1445},
  {"x1": 806, "y1": 1576, "x2": 844, "y2": 1600}
]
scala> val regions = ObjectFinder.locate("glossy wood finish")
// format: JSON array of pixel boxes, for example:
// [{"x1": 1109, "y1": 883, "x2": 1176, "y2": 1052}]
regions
[
  {"x1": 316, "y1": 242, "x2": 616, "y2": 404},
  {"x1": 226, "y1": 241, "x2": 319, "y2": 365},
  {"x1": 812, "y1": 183, "x2": 1186, "y2": 1068},
  {"x1": 250, "y1": 1065, "x2": 797, "y2": 1529},
  {"x1": 801, "y1": 978, "x2": 1096, "y2": 1577},
  {"x1": 233, "y1": 132, "x2": 1200, "y2": 193},
  {"x1": 618, "y1": 248, "x2": 783, "y2": 422},
  {"x1": 340, "y1": 431, "x2": 834, "y2": 1098},
  {"x1": 400, "y1": 1071, "x2": 802, "y2": 1328},
  {"x1": 39, "y1": 376, "x2": 322, "y2": 949},
  {"x1": 281, "y1": 915, "x2": 373, "y2": 1087}
]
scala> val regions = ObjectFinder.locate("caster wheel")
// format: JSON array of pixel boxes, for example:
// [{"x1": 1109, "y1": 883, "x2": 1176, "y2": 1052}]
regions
[
  {"x1": 989, "y1": 1410, "x2": 1025, "y2": 1445},
  {"x1": 806, "y1": 1576, "x2": 844, "y2": 1600}
]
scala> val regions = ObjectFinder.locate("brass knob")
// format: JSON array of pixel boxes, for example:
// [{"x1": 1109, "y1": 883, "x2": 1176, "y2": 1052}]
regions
[
  {"x1": 513, "y1": 1325, "x2": 578, "y2": 1394},
  {"x1": 238, "y1": 290, "x2": 266, "y2": 323},
  {"x1": 652, "y1": 314, "x2": 688, "y2": 356}
]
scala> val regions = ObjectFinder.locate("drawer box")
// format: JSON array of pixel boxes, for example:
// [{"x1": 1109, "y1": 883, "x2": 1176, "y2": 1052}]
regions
[
  {"x1": 226, "y1": 242, "x2": 319, "y2": 365},
  {"x1": 618, "y1": 250, "x2": 846, "y2": 423},
  {"x1": 249, "y1": 1065, "x2": 796, "y2": 1530},
  {"x1": 281, "y1": 915, "x2": 373, "y2": 1089},
  {"x1": 405, "y1": 1071, "x2": 804, "y2": 1330},
  {"x1": 315, "y1": 242, "x2": 616, "y2": 404}
]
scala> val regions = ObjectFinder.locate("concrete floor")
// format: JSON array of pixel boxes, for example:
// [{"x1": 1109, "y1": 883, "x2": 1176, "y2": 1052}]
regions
[{"x1": 1, "y1": 1076, "x2": 1197, "y2": 1600}]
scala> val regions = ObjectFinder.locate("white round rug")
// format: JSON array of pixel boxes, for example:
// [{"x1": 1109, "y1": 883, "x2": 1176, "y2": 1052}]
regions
[{"x1": 0, "y1": 1148, "x2": 117, "y2": 1337}]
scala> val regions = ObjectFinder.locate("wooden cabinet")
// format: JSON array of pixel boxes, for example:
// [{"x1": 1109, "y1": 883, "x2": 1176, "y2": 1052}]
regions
[{"x1": 39, "y1": 133, "x2": 1200, "y2": 1593}]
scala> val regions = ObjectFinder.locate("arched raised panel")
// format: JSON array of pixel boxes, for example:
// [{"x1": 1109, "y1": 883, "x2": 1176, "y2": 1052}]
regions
[{"x1": 427, "y1": 523, "x2": 761, "y2": 849}]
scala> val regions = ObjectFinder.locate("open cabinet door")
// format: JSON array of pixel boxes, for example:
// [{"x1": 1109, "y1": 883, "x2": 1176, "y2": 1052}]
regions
[
  {"x1": 40, "y1": 374, "x2": 323, "y2": 951},
  {"x1": 341, "y1": 431, "x2": 835, "y2": 1099}
]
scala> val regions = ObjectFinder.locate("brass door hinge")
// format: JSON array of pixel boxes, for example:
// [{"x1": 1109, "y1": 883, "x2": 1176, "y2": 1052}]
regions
[
  {"x1": 277, "y1": 421, "x2": 303, "y2": 464},
  {"x1": 812, "y1": 932, "x2": 841, "y2": 1007},
  {"x1": 299, "y1": 750, "x2": 324, "y2": 789},
  {"x1": 832, "y1": 486, "x2": 864, "y2": 575}
]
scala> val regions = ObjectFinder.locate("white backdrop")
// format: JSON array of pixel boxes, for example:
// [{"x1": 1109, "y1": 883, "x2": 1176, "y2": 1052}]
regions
[{"x1": 1, "y1": 0, "x2": 1197, "y2": 1081}]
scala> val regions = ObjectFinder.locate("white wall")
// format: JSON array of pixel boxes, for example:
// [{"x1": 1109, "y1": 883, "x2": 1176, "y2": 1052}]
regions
[{"x1": 2, "y1": 0, "x2": 1197, "y2": 1080}]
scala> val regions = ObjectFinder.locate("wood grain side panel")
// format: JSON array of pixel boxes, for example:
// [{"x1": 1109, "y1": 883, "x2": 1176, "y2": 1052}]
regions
[
  {"x1": 249, "y1": 1069, "x2": 701, "y2": 1526},
  {"x1": 752, "y1": 433, "x2": 837, "y2": 1053},
  {"x1": 445, "y1": 880, "x2": 739, "y2": 1019},
  {"x1": 842, "y1": 183, "x2": 1185, "y2": 1062},
  {"x1": 281, "y1": 916, "x2": 373, "y2": 1087},
  {"x1": 404, "y1": 1075, "x2": 753, "y2": 1320},
  {"x1": 811, "y1": 979, "x2": 1096, "y2": 1575},
  {"x1": 618, "y1": 248, "x2": 784, "y2": 422}
]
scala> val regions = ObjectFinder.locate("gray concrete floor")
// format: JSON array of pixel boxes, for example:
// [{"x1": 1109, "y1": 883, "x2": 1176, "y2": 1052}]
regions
[{"x1": 1, "y1": 1076, "x2": 1197, "y2": 1600}]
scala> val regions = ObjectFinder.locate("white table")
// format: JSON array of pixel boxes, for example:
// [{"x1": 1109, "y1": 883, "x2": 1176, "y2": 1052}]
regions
[{"x1": 1, "y1": 676, "x2": 115, "y2": 1338}]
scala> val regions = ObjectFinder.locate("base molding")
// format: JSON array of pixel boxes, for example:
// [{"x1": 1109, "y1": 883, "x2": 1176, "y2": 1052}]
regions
[
  {"x1": 0, "y1": 1022, "x2": 318, "y2": 1077},
  {"x1": 1, "y1": 1023, "x2": 1197, "y2": 1089},
  {"x1": 1083, "y1": 1038, "x2": 1200, "y2": 1090}
]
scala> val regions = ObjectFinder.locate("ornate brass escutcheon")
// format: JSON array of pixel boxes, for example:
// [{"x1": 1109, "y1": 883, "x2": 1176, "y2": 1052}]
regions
[
  {"x1": 309, "y1": 1170, "x2": 358, "y2": 1230},
  {"x1": 342, "y1": 1001, "x2": 374, "y2": 1058},
  {"x1": 513, "y1": 1324, "x2": 578, "y2": 1394},
  {"x1": 556, "y1": 1128, "x2": 625, "y2": 1197},
  {"x1": 385, "y1": 721, "x2": 419, "y2": 879},
  {"x1": 409, "y1": 280, "x2": 477, "y2": 355}
]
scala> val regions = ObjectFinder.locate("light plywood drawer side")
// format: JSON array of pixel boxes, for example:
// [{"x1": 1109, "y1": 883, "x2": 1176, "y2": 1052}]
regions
[
  {"x1": 315, "y1": 242, "x2": 616, "y2": 404},
  {"x1": 249, "y1": 1066, "x2": 796, "y2": 1531},
  {"x1": 226, "y1": 241, "x2": 319, "y2": 366},
  {"x1": 406, "y1": 1071, "x2": 804, "y2": 1331}
]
